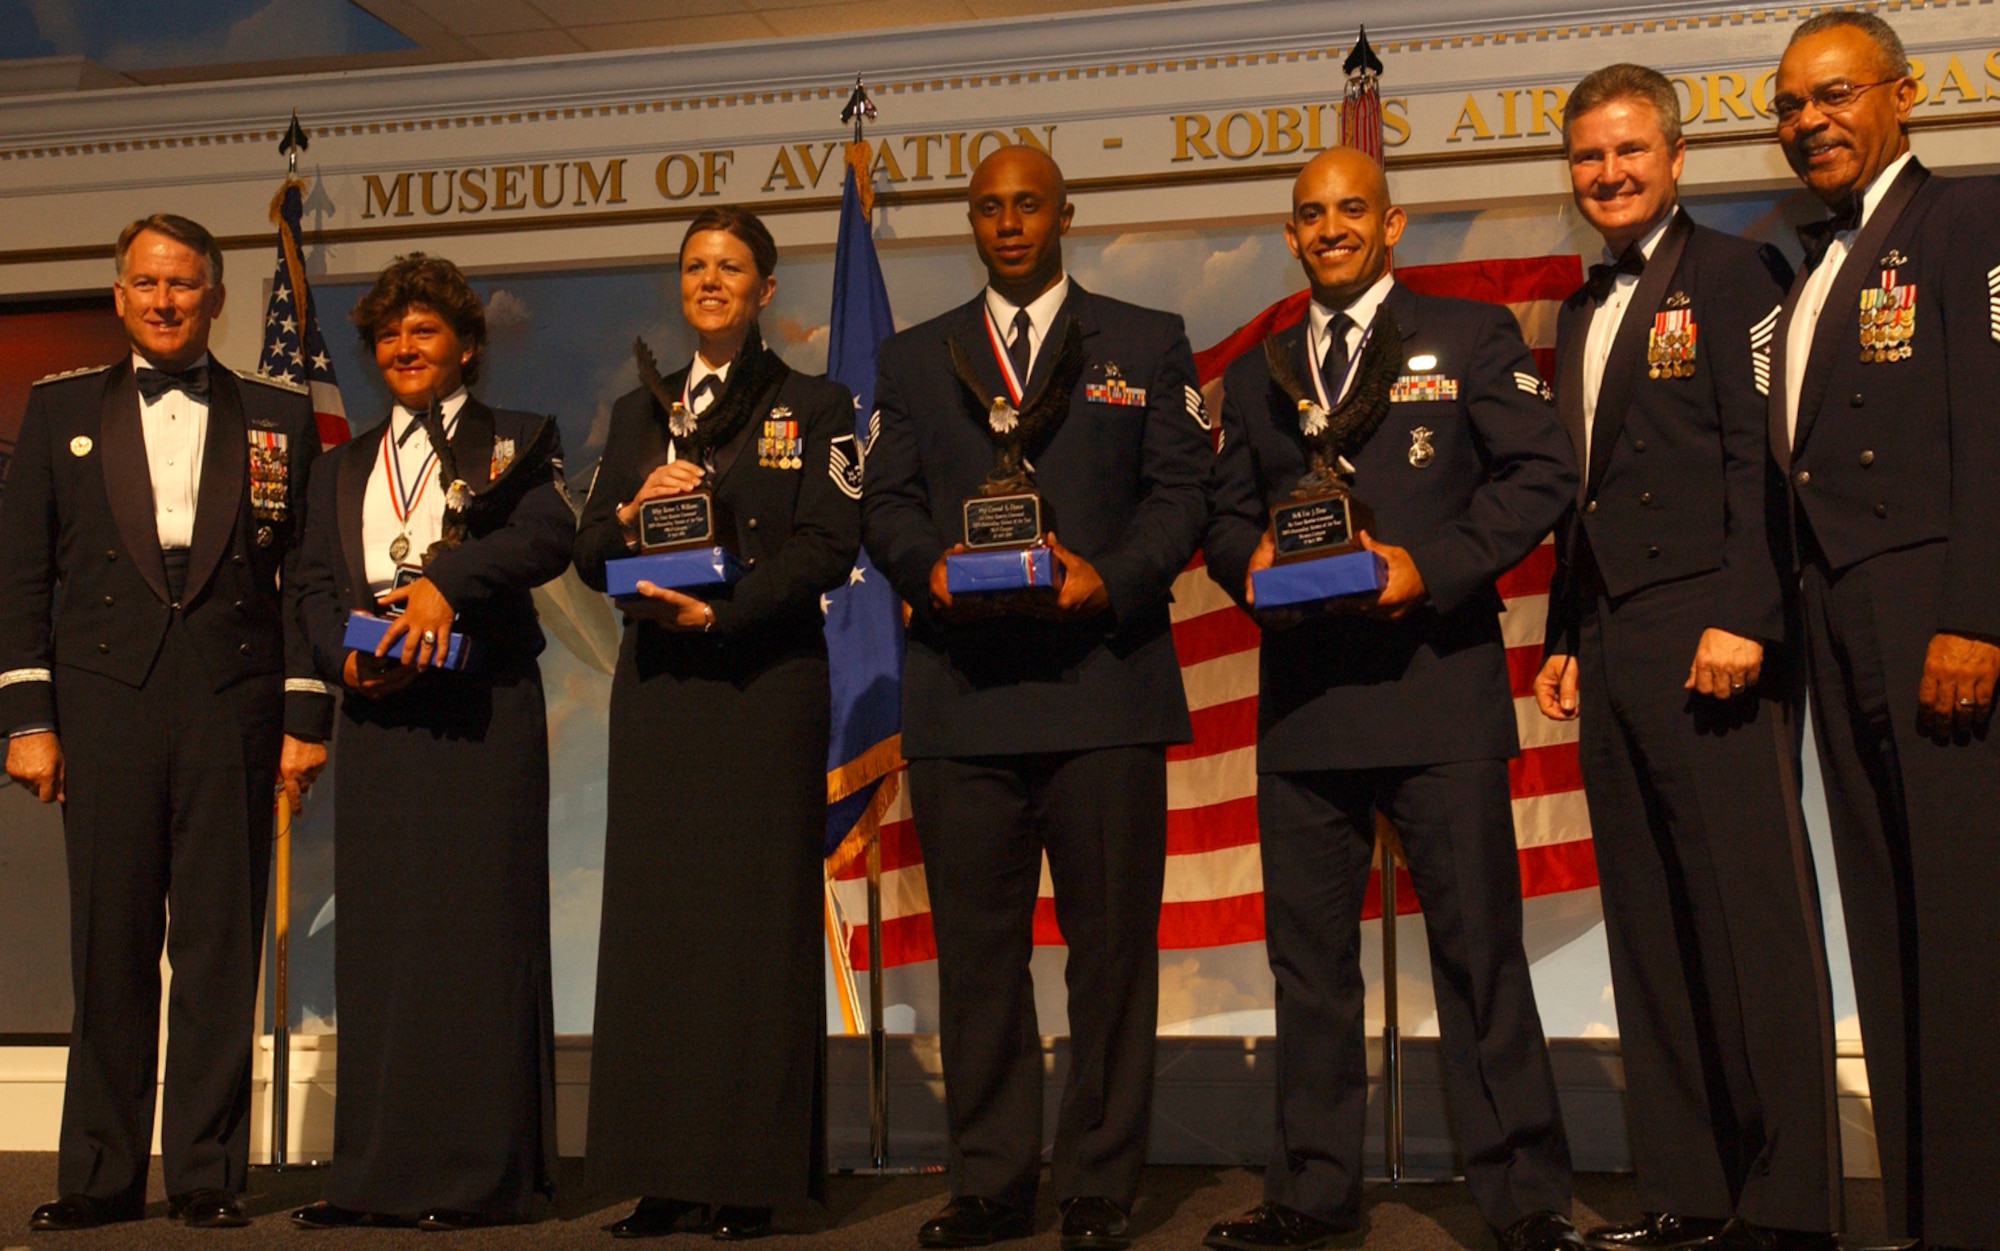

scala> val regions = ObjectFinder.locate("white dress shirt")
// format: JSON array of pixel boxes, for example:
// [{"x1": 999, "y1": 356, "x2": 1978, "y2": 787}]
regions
[
  {"x1": 1307, "y1": 271, "x2": 1396, "y2": 406},
  {"x1": 135, "y1": 351, "x2": 210, "y2": 550},
  {"x1": 1582, "y1": 212, "x2": 1675, "y2": 463},
  {"x1": 1784, "y1": 150, "x2": 1914, "y2": 446},
  {"x1": 983, "y1": 274, "x2": 1072, "y2": 387},
  {"x1": 362, "y1": 388, "x2": 467, "y2": 594}
]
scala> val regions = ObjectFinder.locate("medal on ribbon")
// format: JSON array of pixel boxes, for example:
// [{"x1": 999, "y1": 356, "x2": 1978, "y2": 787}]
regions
[
  {"x1": 1648, "y1": 306, "x2": 1697, "y2": 379},
  {"x1": 1859, "y1": 267, "x2": 1916, "y2": 363},
  {"x1": 383, "y1": 416, "x2": 445, "y2": 565}
]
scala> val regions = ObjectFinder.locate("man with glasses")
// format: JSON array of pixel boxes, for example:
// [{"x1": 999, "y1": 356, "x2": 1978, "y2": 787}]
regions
[
  {"x1": 1770, "y1": 13, "x2": 2000, "y2": 1250},
  {"x1": 1537, "y1": 62, "x2": 1839, "y2": 1251}
]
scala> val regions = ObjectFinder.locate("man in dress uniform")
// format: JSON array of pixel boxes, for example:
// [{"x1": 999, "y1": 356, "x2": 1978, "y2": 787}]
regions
[
  {"x1": 0, "y1": 215, "x2": 330, "y2": 1230},
  {"x1": 1533, "y1": 63, "x2": 1842, "y2": 1251},
  {"x1": 1769, "y1": 14, "x2": 2000, "y2": 1250},
  {"x1": 1201, "y1": 146, "x2": 1579, "y2": 1251},
  {"x1": 862, "y1": 145, "x2": 1210, "y2": 1251}
]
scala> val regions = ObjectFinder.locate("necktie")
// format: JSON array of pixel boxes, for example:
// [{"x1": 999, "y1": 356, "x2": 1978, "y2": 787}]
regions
[
  {"x1": 1585, "y1": 246, "x2": 1646, "y2": 301},
  {"x1": 135, "y1": 362, "x2": 209, "y2": 403},
  {"x1": 1319, "y1": 312, "x2": 1354, "y2": 404},
  {"x1": 1798, "y1": 197, "x2": 1862, "y2": 271},
  {"x1": 690, "y1": 373, "x2": 723, "y2": 415},
  {"x1": 1008, "y1": 309, "x2": 1033, "y2": 386}
]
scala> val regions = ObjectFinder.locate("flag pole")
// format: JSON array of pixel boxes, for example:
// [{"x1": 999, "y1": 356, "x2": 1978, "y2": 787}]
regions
[
  {"x1": 1378, "y1": 818, "x2": 1404, "y2": 1184},
  {"x1": 866, "y1": 822, "x2": 889, "y2": 1168},
  {"x1": 271, "y1": 791, "x2": 293, "y2": 1166}
]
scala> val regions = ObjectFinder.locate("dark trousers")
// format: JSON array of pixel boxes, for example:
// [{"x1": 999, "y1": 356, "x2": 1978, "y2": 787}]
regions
[
  {"x1": 906, "y1": 746, "x2": 1167, "y2": 1210},
  {"x1": 51, "y1": 621, "x2": 280, "y2": 1206},
  {"x1": 1801, "y1": 541, "x2": 2000, "y2": 1250},
  {"x1": 1258, "y1": 761, "x2": 1571, "y2": 1232},
  {"x1": 1575, "y1": 574, "x2": 1840, "y2": 1232}
]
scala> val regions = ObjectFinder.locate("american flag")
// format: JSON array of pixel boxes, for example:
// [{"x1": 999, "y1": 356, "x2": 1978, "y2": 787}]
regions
[
  {"x1": 831, "y1": 253, "x2": 1593, "y2": 969},
  {"x1": 258, "y1": 180, "x2": 349, "y2": 449}
]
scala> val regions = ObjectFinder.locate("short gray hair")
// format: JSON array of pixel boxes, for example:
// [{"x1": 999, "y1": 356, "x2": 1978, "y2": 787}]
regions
[
  {"x1": 1563, "y1": 63, "x2": 1683, "y2": 149},
  {"x1": 115, "y1": 214, "x2": 223, "y2": 286},
  {"x1": 1788, "y1": 10, "x2": 1911, "y2": 78}
]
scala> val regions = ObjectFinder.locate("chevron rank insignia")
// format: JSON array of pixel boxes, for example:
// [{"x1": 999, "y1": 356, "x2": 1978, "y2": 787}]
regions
[
  {"x1": 1184, "y1": 384, "x2": 1210, "y2": 431},
  {"x1": 1511, "y1": 370, "x2": 1553, "y2": 402},
  {"x1": 1988, "y1": 263, "x2": 1999, "y2": 343},
  {"x1": 1750, "y1": 305, "x2": 1779, "y2": 396},
  {"x1": 829, "y1": 432, "x2": 863, "y2": 500}
]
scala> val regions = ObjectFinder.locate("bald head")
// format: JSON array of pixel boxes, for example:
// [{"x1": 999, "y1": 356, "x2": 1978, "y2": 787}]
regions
[
  {"x1": 967, "y1": 143, "x2": 1074, "y2": 304},
  {"x1": 1286, "y1": 145, "x2": 1404, "y2": 307}
]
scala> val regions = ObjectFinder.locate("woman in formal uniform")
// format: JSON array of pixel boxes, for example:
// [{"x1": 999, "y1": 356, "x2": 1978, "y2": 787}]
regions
[
  {"x1": 288, "y1": 253, "x2": 574, "y2": 1230},
  {"x1": 575, "y1": 206, "x2": 858, "y2": 1239}
]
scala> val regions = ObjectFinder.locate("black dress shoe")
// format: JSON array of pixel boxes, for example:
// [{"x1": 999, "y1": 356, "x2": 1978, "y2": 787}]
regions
[
  {"x1": 1708, "y1": 1219, "x2": 1839, "y2": 1251},
  {"x1": 918, "y1": 1196, "x2": 1034, "y2": 1247},
  {"x1": 417, "y1": 1209, "x2": 501, "y2": 1231},
  {"x1": 29, "y1": 1194, "x2": 142, "y2": 1231},
  {"x1": 711, "y1": 1205, "x2": 773, "y2": 1241},
  {"x1": 1502, "y1": 1211, "x2": 1589, "y2": 1251},
  {"x1": 1204, "y1": 1203, "x2": 1351, "y2": 1250},
  {"x1": 169, "y1": 1189, "x2": 249, "y2": 1229},
  {"x1": 606, "y1": 1197, "x2": 710, "y2": 1239},
  {"x1": 292, "y1": 1201, "x2": 404, "y2": 1229},
  {"x1": 1587, "y1": 1215, "x2": 1730, "y2": 1251},
  {"x1": 1060, "y1": 1197, "x2": 1131, "y2": 1250}
]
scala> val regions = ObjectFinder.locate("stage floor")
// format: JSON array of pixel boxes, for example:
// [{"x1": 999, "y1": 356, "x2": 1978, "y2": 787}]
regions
[{"x1": 0, "y1": 1155, "x2": 1890, "y2": 1249}]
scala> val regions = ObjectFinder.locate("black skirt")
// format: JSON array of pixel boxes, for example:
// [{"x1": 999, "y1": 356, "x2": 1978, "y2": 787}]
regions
[
  {"x1": 324, "y1": 665, "x2": 557, "y2": 1219},
  {"x1": 585, "y1": 627, "x2": 829, "y2": 1208}
]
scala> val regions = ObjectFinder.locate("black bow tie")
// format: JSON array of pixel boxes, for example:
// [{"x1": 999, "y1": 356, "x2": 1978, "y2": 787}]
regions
[
  {"x1": 135, "y1": 362, "x2": 209, "y2": 403},
  {"x1": 1584, "y1": 247, "x2": 1646, "y2": 301},
  {"x1": 1798, "y1": 198, "x2": 1863, "y2": 271}
]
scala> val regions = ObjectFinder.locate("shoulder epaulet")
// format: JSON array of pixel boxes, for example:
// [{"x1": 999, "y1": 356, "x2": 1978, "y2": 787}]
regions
[
  {"x1": 233, "y1": 368, "x2": 309, "y2": 395},
  {"x1": 32, "y1": 363, "x2": 112, "y2": 386}
]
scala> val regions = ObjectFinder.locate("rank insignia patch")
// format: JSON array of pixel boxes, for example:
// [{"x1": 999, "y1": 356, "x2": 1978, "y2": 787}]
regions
[
  {"x1": 1392, "y1": 374, "x2": 1460, "y2": 403},
  {"x1": 247, "y1": 429, "x2": 289, "y2": 520},
  {"x1": 1084, "y1": 364, "x2": 1148, "y2": 408},
  {"x1": 1184, "y1": 384, "x2": 1210, "y2": 431},
  {"x1": 1648, "y1": 308, "x2": 1697, "y2": 379},
  {"x1": 758, "y1": 410, "x2": 803, "y2": 470},
  {"x1": 1987, "y1": 263, "x2": 1999, "y2": 343},
  {"x1": 1750, "y1": 305, "x2": 1780, "y2": 397},
  {"x1": 1507, "y1": 370, "x2": 1552, "y2": 401},
  {"x1": 1860, "y1": 270, "x2": 1915, "y2": 362}
]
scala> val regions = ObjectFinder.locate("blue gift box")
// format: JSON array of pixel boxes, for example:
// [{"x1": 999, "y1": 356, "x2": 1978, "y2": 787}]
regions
[
  {"x1": 1250, "y1": 550, "x2": 1388, "y2": 609},
  {"x1": 343, "y1": 610, "x2": 473, "y2": 670},
  {"x1": 946, "y1": 546, "x2": 1058, "y2": 595},
  {"x1": 605, "y1": 547, "x2": 748, "y2": 597}
]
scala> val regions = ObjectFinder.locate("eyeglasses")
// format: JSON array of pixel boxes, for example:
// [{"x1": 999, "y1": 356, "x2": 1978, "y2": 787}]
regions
[{"x1": 1771, "y1": 79, "x2": 1899, "y2": 125}]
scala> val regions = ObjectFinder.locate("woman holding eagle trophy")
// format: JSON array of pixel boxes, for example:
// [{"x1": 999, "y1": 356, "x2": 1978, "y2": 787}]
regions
[
  {"x1": 573, "y1": 206, "x2": 860, "y2": 1239},
  {"x1": 288, "y1": 253, "x2": 575, "y2": 1229}
]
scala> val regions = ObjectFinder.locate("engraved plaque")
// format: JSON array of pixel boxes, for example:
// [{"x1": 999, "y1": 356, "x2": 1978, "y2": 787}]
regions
[
  {"x1": 962, "y1": 491, "x2": 1045, "y2": 551},
  {"x1": 638, "y1": 492, "x2": 717, "y2": 553}
]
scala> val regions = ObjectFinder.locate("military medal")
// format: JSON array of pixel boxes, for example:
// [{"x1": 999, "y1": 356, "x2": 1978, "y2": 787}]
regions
[
  {"x1": 1860, "y1": 265, "x2": 1915, "y2": 363},
  {"x1": 383, "y1": 417, "x2": 443, "y2": 566},
  {"x1": 247, "y1": 429, "x2": 289, "y2": 521},
  {"x1": 1306, "y1": 319, "x2": 1376, "y2": 435},
  {"x1": 1648, "y1": 306, "x2": 1697, "y2": 379},
  {"x1": 758, "y1": 409, "x2": 804, "y2": 470}
]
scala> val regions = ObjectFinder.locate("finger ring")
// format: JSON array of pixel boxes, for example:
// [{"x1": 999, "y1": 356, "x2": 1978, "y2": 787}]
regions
[
  {"x1": 1959, "y1": 698, "x2": 1975, "y2": 709},
  {"x1": 1730, "y1": 681, "x2": 1744, "y2": 689},
  {"x1": 422, "y1": 630, "x2": 437, "y2": 645}
]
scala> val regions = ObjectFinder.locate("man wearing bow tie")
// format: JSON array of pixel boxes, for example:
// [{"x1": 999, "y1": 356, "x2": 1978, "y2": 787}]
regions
[
  {"x1": 1768, "y1": 14, "x2": 2000, "y2": 1250},
  {"x1": 1535, "y1": 63, "x2": 1842, "y2": 1251},
  {"x1": 0, "y1": 215, "x2": 328, "y2": 1231},
  {"x1": 1202, "y1": 146, "x2": 1578, "y2": 1251}
]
